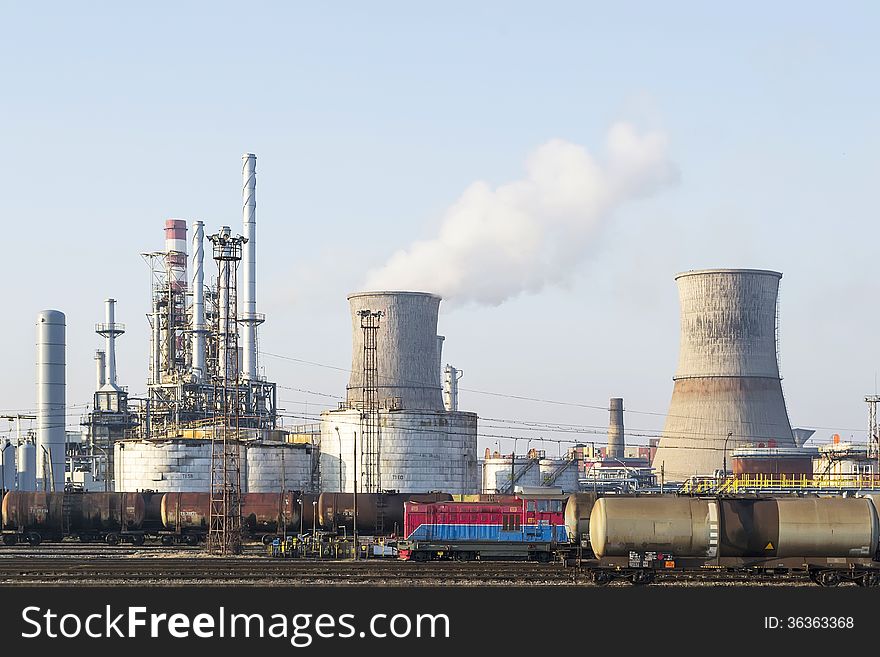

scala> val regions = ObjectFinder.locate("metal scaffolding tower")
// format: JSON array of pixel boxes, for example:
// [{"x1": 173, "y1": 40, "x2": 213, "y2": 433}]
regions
[
  {"x1": 867, "y1": 395, "x2": 880, "y2": 470},
  {"x1": 207, "y1": 228, "x2": 245, "y2": 555},
  {"x1": 359, "y1": 310, "x2": 382, "y2": 494}
]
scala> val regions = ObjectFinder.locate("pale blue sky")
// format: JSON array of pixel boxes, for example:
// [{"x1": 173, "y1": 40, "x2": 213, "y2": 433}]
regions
[{"x1": 0, "y1": 2, "x2": 877, "y2": 449}]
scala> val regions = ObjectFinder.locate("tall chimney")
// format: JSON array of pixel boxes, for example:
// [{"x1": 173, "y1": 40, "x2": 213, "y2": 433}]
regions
[
  {"x1": 96, "y1": 298, "x2": 124, "y2": 390},
  {"x1": 241, "y1": 153, "x2": 261, "y2": 380},
  {"x1": 191, "y1": 220, "x2": 206, "y2": 381},
  {"x1": 607, "y1": 397, "x2": 624, "y2": 459},
  {"x1": 36, "y1": 310, "x2": 66, "y2": 491},
  {"x1": 95, "y1": 350, "x2": 106, "y2": 390}
]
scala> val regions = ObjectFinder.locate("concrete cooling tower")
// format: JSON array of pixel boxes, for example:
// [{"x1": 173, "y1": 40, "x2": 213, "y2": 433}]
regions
[
  {"x1": 321, "y1": 291, "x2": 478, "y2": 495},
  {"x1": 652, "y1": 269, "x2": 796, "y2": 482}
]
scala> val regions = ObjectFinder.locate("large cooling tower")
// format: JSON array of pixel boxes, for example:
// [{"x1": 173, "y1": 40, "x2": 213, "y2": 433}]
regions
[
  {"x1": 346, "y1": 291, "x2": 444, "y2": 411},
  {"x1": 652, "y1": 269, "x2": 796, "y2": 481}
]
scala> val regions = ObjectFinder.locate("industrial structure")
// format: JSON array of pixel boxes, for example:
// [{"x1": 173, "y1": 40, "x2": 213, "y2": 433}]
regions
[
  {"x1": 320, "y1": 291, "x2": 479, "y2": 496},
  {"x1": 652, "y1": 269, "x2": 797, "y2": 481},
  {"x1": 36, "y1": 310, "x2": 66, "y2": 492}
]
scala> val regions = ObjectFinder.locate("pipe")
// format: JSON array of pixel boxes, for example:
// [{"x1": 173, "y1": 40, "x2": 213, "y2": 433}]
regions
[
  {"x1": 241, "y1": 153, "x2": 258, "y2": 380},
  {"x1": 191, "y1": 220, "x2": 206, "y2": 381}
]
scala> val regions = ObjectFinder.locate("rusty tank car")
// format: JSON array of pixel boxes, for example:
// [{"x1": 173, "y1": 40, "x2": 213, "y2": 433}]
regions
[{"x1": 1, "y1": 491, "x2": 145, "y2": 545}]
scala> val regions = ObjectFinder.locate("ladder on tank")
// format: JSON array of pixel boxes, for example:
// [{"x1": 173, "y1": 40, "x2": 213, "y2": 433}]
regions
[{"x1": 506, "y1": 458, "x2": 540, "y2": 493}]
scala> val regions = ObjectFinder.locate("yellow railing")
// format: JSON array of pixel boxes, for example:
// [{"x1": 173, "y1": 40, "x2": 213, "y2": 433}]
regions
[{"x1": 679, "y1": 473, "x2": 880, "y2": 494}]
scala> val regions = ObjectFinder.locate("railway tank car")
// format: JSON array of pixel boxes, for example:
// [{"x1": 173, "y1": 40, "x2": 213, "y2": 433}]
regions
[
  {"x1": 160, "y1": 491, "x2": 301, "y2": 544},
  {"x1": 587, "y1": 496, "x2": 880, "y2": 587},
  {"x1": 1, "y1": 491, "x2": 146, "y2": 545}
]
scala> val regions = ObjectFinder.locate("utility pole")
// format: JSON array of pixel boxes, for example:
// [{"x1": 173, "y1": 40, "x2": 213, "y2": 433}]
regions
[{"x1": 353, "y1": 430, "x2": 358, "y2": 560}]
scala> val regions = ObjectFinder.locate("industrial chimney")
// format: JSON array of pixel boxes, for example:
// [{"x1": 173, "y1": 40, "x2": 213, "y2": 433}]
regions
[
  {"x1": 607, "y1": 398, "x2": 624, "y2": 459},
  {"x1": 96, "y1": 298, "x2": 124, "y2": 391},
  {"x1": 190, "y1": 220, "x2": 207, "y2": 381},
  {"x1": 36, "y1": 310, "x2": 66, "y2": 491},
  {"x1": 240, "y1": 153, "x2": 263, "y2": 381},
  {"x1": 346, "y1": 291, "x2": 444, "y2": 411},
  {"x1": 652, "y1": 269, "x2": 796, "y2": 481}
]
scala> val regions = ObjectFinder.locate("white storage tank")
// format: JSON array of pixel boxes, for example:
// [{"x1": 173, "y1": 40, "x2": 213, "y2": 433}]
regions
[
  {"x1": 16, "y1": 440, "x2": 36, "y2": 491},
  {"x1": 538, "y1": 458, "x2": 578, "y2": 493},
  {"x1": 246, "y1": 441, "x2": 315, "y2": 492},
  {"x1": 114, "y1": 439, "x2": 247, "y2": 492},
  {"x1": 320, "y1": 409, "x2": 479, "y2": 494},
  {"x1": 482, "y1": 455, "x2": 542, "y2": 494},
  {"x1": 1, "y1": 439, "x2": 16, "y2": 491}
]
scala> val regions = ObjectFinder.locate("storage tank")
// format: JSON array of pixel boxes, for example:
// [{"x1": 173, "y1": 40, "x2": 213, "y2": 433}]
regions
[
  {"x1": 115, "y1": 439, "x2": 238, "y2": 492},
  {"x1": 538, "y1": 458, "x2": 578, "y2": 493},
  {"x1": 161, "y1": 491, "x2": 302, "y2": 535},
  {"x1": 160, "y1": 492, "x2": 209, "y2": 531},
  {"x1": 482, "y1": 456, "x2": 542, "y2": 494},
  {"x1": 36, "y1": 310, "x2": 66, "y2": 491},
  {"x1": 590, "y1": 497, "x2": 719, "y2": 559},
  {"x1": 246, "y1": 442, "x2": 314, "y2": 493},
  {"x1": 1, "y1": 439, "x2": 16, "y2": 491},
  {"x1": 16, "y1": 440, "x2": 36, "y2": 491},
  {"x1": 652, "y1": 270, "x2": 796, "y2": 481}
]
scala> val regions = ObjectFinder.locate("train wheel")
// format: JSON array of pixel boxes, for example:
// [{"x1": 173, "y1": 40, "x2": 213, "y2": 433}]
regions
[
  {"x1": 160, "y1": 535, "x2": 175, "y2": 546},
  {"x1": 105, "y1": 534, "x2": 120, "y2": 546},
  {"x1": 855, "y1": 572, "x2": 880, "y2": 588},
  {"x1": 411, "y1": 551, "x2": 428, "y2": 562},
  {"x1": 26, "y1": 533, "x2": 41, "y2": 547},
  {"x1": 630, "y1": 570, "x2": 655, "y2": 586},
  {"x1": 130, "y1": 534, "x2": 145, "y2": 546},
  {"x1": 2, "y1": 534, "x2": 17, "y2": 546},
  {"x1": 817, "y1": 571, "x2": 841, "y2": 587},
  {"x1": 261, "y1": 535, "x2": 274, "y2": 546},
  {"x1": 591, "y1": 570, "x2": 612, "y2": 586},
  {"x1": 535, "y1": 551, "x2": 551, "y2": 564},
  {"x1": 183, "y1": 534, "x2": 199, "y2": 546}
]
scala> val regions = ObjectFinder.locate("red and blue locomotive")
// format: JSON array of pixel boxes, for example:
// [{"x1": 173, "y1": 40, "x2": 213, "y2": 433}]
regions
[{"x1": 399, "y1": 489, "x2": 569, "y2": 561}]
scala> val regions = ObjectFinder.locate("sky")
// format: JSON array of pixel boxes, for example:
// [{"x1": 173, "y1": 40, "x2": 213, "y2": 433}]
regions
[{"x1": 0, "y1": 1, "x2": 878, "y2": 453}]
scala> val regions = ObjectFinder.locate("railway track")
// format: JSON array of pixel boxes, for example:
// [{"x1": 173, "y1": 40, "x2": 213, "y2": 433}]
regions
[{"x1": 0, "y1": 557, "x2": 816, "y2": 586}]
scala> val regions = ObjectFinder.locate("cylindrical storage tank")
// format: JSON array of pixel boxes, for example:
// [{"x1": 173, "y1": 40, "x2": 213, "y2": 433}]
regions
[
  {"x1": 590, "y1": 497, "x2": 718, "y2": 559},
  {"x1": 246, "y1": 442, "x2": 314, "y2": 493},
  {"x1": 36, "y1": 310, "x2": 66, "y2": 491},
  {"x1": 482, "y1": 456, "x2": 542, "y2": 494},
  {"x1": 115, "y1": 439, "x2": 241, "y2": 492},
  {"x1": 241, "y1": 491, "x2": 300, "y2": 534},
  {"x1": 730, "y1": 447, "x2": 814, "y2": 477},
  {"x1": 538, "y1": 458, "x2": 578, "y2": 493},
  {"x1": 16, "y1": 441, "x2": 36, "y2": 492},
  {"x1": 607, "y1": 398, "x2": 624, "y2": 459},
  {"x1": 564, "y1": 493, "x2": 600, "y2": 544},
  {"x1": 653, "y1": 270, "x2": 796, "y2": 481},
  {"x1": 160, "y1": 492, "x2": 210, "y2": 531},
  {"x1": 1, "y1": 439, "x2": 16, "y2": 491},
  {"x1": 317, "y1": 492, "x2": 452, "y2": 535},
  {"x1": 320, "y1": 408, "x2": 478, "y2": 494},
  {"x1": 346, "y1": 291, "x2": 444, "y2": 411}
]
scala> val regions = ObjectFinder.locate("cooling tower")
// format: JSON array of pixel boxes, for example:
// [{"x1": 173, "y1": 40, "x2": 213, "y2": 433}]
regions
[
  {"x1": 346, "y1": 291, "x2": 443, "y2": 411},
  {"x1": 652, "y1": 269, "x2": 796, "y2": 481}
]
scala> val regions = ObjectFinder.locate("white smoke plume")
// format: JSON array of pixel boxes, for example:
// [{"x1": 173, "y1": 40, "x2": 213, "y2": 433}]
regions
[{"x1": 364, "y1": 123, "x2": 679, "y2": 306}]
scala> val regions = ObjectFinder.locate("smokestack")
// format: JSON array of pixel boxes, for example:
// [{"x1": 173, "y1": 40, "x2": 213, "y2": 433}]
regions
[
  {"x1": 241, "y1": 153, "x2": 262, "y2": 380},
  {"x1": 164, "y1": 219, "x2": 188, "y2": 292},
  {"x1": 607, "y1": 398, "x2": 624, "y2": 459},
  {"x1": 96, "y1": 299, "x2": 124, "y2": 390},
  {"x1": 443, "y1": 365, "x2": 462, "y2": 412},
  {"x1": 95, "y1": 350, "x2": 106, "y2": 390},
  {"x1": 191, "y1": 220, "x2": 206, "y2": 381},
  {"x1": 36, "y1": 310, "x2": 65, "y2": 491}
]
